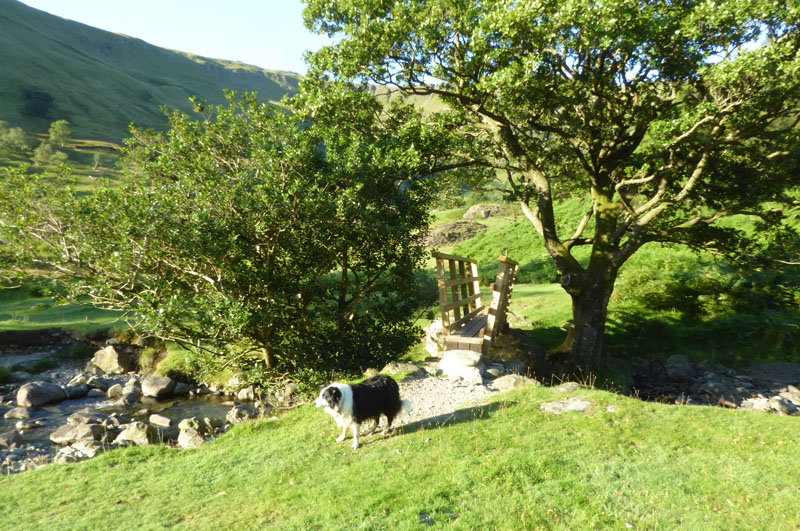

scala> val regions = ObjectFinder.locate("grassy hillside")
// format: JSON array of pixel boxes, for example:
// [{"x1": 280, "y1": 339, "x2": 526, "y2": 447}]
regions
[
  {"x1": 2, "y1": 386, "x2": 799, "y2": 528},
  {"x1": 0, "y1": 0, "x2": 301, "y2": 141}
]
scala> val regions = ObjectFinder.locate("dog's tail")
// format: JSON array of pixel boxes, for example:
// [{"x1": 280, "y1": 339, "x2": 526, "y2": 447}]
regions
[{"x1": 400, "y1": 399, "x2": 412, "y2": 414}]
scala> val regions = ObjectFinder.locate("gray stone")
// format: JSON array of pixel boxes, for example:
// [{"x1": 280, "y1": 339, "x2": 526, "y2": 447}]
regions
[
  {"x1": 540, "y1": 396, "x2": 593, "y2": 415},
  {"x1": 555, "y1": 382, "x2": 582, "y2": 393},
  {"x1": 64, "y1": 383, "x2": 89, "y2": 399},
  {"x1": 114, "y1": 422, "x2": 157, "y2": 446},
  {"x1": 425, "y1": 319, "x2": 445, "y2": 358},
  {"x1": 107, "y1": 383, "x2": 124, "y2": 398},
  {"x1": 67, "y1": 373, "x2": 90, "y2": 387},
  {"x1": 54, "y1": 446, "x2": 82, "y2": 464},
  {"x1": 149, "y1": 414, "x2": 172, "y2": 428},
  {"x1": 71, "y1": 440, "x2": 104, "y2": 458},
  {"x1": 779, "y1": 385, "x2": 800, "y2": 405},
  {"x1": 177, "y1": 427, "x2": 205, "y2": 449},
  {"x1": 485, "y1": 368, "x2": 504, "y2": 379},
  {"x1": 769, "y1": 396, "x2": 798, "y2": 416},
  {"x1": 226, "y1": 404, "x2": 259, "y2": 425},
  {"x1": 178, "y1": 416, "x2": 202, "y2": 432},
  {"x1": 87, "y1": 389, "x2": 106, "y2": 398},
  {"x1": 86, "y1": 376, "x2": 114, "y2": 391},
  {"x1": 92, "y1": 345, "x2": 135, "y2": 374},
  {"x1": 441, "y1": 364, "x2": 483, "y2": 385},
  {"x1": 16, "y1": 419, "x2": 45, "y2": 430},
  {"x1": 382, "y1": 362, "x2": 423, "y2": 377},
  {"x1": 16, "y1": 381, "x2": 66, "y2": 407},
  {"x1": 67, "y1": 408, "x2": 108, "y2": 425},
  {"x1": 665, "y1": 354, "x2": 696, "y2": 381},
  {"x1": 50, "y1": 423, "x2": 104, "y2": 445},
  {"x1": 440, "y1": 350, "x2": 482, "y2": 367},
  {"x1": 237, "y1": 385, "x2": 255, "y2": 402},
  {"x1": 493, "y1": 374, "x2": 538, "y2": 392},
  {"x1": 116, "y1": 392, "x2": 140, "y2": 406},
  {"x1": 4, "y1": 406, "x2": 34, "y2": 420},
  {"x1": 0, "y1": 430, "x2": 23, "y2": 449},
  {"x1": 141, "y1": 375, "x2": 176, "y2": 398},
  {"x1": 462, "y1": 204, "x2": 503, "y2": 220}
]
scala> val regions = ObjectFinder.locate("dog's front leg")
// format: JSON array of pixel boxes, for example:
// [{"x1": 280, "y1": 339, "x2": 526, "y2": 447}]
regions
[
  {"x1": 336, "y1": 419, "x2": 349, "y2": 442},
  {"x1": 351, "y1": 423, "x2": 361, "y2": 450}
]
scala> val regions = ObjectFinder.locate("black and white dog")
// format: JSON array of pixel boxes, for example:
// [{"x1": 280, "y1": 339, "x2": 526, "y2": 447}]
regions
[{"x1": 315, "y1": 374, "x2": 411, "y2": 449}]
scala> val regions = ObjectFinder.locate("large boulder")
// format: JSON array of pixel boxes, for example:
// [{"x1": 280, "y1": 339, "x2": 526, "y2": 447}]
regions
[
  {"x1": 16, "y1": 381, "x2": 66, "y2": 407},
  {"x1": 114, "y1": 421, "x2": 157, "y2": 446},
  {"x1": 141, "y1": 375, "x2": 176, "y2": 398},
  {"x1": 177, "y1": 427, "x2": 205, "y2": 449},
  {"x1": 226, "y1": 404, "x2": 259, "y2": 425},
  {"x1": 4, "y1": 406, "x2": 34, "y2": 420},
  {"x1": 92, "y1": 346, "x2": 135, "y2": 374},
  {"x1": 439, "y1": 350, "x2": 484, "y2": 384},
  {"x1": 425, "y1": 320, "x2": 445, "y2": 358},
  {"x1": 50, "y1": 423, "x2": 105, "y2": 445},
  {"x1": 0, "y1": 430, "x2": 23, "y2": 449},
  {"x1": 462, "y1": 204, "x2": 504, "y2": 220},
  {"x1": 492, "y1": 374, "x2": 539, "y2": 392},
  {"x1": 67, "y1": 408, "x2": 109, "y2": 426},
  {"x1": 424, "y1": 221, "x2": 487, "y2": 247}
]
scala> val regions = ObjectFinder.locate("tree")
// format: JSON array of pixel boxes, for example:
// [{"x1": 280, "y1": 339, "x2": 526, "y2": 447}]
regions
[
  {"x1": 0, "y1": 126, "x2": 30, "y2": 153},
  {"x1": 0, "y1": 92, "x2": 451, "y2": 387},
  {"x1": 303, "y1": 0, "x2": 800, "y2": 370},
  {"x1": 31, "y1": 141, "x2": 53, "y2": 166},
  {"x1": 48, "y1": 120, "x2": 71, "y2": 147}
]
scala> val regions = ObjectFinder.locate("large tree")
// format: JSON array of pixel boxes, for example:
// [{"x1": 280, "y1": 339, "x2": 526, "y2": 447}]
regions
[
  {"x1": 304, "y1": 0, "x2": 800, "y2": 370},
  {"x1": 0, "y1": 91, "x2": 457, "y2": 386}
]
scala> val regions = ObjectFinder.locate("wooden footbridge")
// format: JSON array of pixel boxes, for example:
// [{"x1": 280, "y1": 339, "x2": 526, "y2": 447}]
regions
[{"x1": 432, "y1": 252, "x2": 519, "y2": 360}]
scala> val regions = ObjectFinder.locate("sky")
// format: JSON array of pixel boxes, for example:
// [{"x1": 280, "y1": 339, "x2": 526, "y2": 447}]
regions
[{"x1": 19, "y1": 0, "x2": 334, "y2": 75}]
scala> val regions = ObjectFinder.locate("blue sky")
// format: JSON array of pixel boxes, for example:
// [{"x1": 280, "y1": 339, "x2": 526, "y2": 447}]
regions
[{"x1": 19, "y1": 0, "x2": 333, "y2": 75}]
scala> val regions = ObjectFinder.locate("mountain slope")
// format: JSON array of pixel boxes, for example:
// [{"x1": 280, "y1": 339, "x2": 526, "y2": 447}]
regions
[{"x1": 0, "y1": 0, "x2": 302, "y2": 140}]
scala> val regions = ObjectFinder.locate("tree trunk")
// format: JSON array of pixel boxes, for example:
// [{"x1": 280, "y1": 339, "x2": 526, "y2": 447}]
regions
[{"x1": 549, "y1": 264, "x2": 618, "y2": 371}]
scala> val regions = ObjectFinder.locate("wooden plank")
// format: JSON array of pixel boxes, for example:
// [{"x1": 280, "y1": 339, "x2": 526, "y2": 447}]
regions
[
  {"x1": 435, "y1": 256, "x2": 451, "y2": 333},
  {"x1": 444, "y1": 335, "x2": 484, "y2": 345},
  {"x1": 498, "y1": 255, "x2": 520, "y2": 266},
  {"x1": 455, "y1": 315, "x2": 488, "y2": 338},
  {"x1": 443, "y1": 275, "x2": 481, "y2": 287},
  {"x1": 440, "y1": 292, "x2": 481, "y2": 312},
  {"x1": 432, "y1": 251, "x2": 479, "y2": 264},
  {"x1": 446, "y1": 306, "x2": 485, "y2": 332}
]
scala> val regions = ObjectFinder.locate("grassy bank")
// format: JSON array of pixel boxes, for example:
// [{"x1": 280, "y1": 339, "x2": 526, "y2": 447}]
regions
[{"x1": 2, "y1": 385, "x2": 799, "y2": 528}]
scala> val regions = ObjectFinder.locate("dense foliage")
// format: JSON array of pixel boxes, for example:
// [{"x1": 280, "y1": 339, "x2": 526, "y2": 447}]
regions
[
  {"x1": 0, "y1": 91, "x2": 452, "y2": 387},
  {"x1": 304, "y1": 0, "x2": 800, "y2": 369}
]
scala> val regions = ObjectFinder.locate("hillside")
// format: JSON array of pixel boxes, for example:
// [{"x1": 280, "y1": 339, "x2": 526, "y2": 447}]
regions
[{"x1": 0, "y1": 0, "x2": 302, "y2": 141}]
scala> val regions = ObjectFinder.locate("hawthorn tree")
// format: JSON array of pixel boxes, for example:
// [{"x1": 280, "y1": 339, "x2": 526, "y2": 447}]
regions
[
  {"x1": 0, "y1": 91, "x2": 463, "y2": 386},
  {"x1": 48, "y1": 120, "x2": 71, "y2": 147},
  {"x1": 304, "y1": 0, "x2": 800, "y2": 370}
]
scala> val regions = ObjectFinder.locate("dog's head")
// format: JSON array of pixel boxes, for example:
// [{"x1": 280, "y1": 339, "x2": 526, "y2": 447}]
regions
[{"x1": 314, "y1": 385, "x2": 342, "y2": 411}]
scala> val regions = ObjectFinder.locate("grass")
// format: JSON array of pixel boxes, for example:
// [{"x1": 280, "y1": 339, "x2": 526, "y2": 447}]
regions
[
  {"x1": 0, "y1": 282, "x2": 122, "y2": 335},
  {"x1": 2, "y1": 385, "x2": 799, "y2": 528}
]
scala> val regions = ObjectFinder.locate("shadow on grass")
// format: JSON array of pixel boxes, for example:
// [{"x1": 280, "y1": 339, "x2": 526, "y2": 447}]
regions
[{"x1": 397, "y1": 401, "x2": 515, "y2": 436}]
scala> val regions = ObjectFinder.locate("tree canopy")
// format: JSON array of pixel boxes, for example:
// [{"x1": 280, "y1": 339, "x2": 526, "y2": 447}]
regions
[
  {"x1": 304, "y1": 0, "x2": 800, "y2": 369},
  {"x1": 0, "y1": 91, "x2": 453, "y2": 387}
]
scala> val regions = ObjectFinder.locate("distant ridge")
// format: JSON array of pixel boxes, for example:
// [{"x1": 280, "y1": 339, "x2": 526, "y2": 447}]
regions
[{"x1": 0, "y1": 0, "x2": 302, "y2": 141}]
